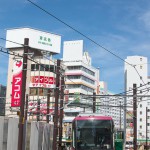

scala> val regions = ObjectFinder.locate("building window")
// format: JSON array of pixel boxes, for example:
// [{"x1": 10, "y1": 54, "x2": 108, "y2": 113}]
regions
[
  {"x1": 140, "y1": 66, "x2": 142, "y2": 69},
  {"x1": 30, "y1": 88, "x2": 37, "y2": 95},
  {"x1": 140, "y1": 118, "x2": 142, "y2": 121},
  {"x1": 31, "y1": 64, "x2": 35, "y2": 71},
  {"x1": 140, "y1": 58, "x2": 142, "y2": 61},
  {"x1": 140, "y1": 111, "x2": 142, "y2": 115},
  {"x1": 139, "y1": 132, "x2": 142, "y2": 136},
  {"x1": 140, "y1": 125, "x2": 142, "y2": 129},
  {"x1": 40, "y1": 64, "x2": 45, "y2": 71},
  {"x1": 140, "y1": 104, "x2": 142, "y2": 108}
]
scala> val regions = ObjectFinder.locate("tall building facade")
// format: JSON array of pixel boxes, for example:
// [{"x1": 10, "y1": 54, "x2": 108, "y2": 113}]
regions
[
  {"x1": 125, "y1": 56, "x2": 150, "y2": 143},
  {"x1": 98, "y1": 81, "x2": 124, "y2": 129},
  {"x1": 0, "y1": 84, "x2": 6, "y2": 116},
  {"x1": 63, "y1": 40, "x2": 100, "y2": 112},
  {"x1": 5, "y1": 27, "x2": 61, "y2": 118}
]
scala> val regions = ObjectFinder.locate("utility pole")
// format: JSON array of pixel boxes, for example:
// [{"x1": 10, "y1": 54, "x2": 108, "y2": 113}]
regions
[
  {"x1": 37, "y1": 88, "x2": 40, "y2": 121},
  {"x1": 58, "y1": 76, "x2": 64, "y2": 150},
  {"x1": 93, "y1": 92, "x2": 96, "y2": 113},
  {"x1": 23, "y1": 94, "x2": 29, "y2": 150},
  {"x1": 47, "y1": 89, "x2": 50, "y2": 123},
  {"x1": 120, "y1": 101, "x2": 121, "y2": 131},
  {"x1": 146, "y1": 107, "x2": 148, "y2": 150},
  {"x1": 53, "y1": 59, "x2": 61, "y2": 150},
  {"x1": 18, "y1": 38, "x2": 29, "y2": 150},
  {"x1": 133, "y1": 84, "x2": 137, "y2": 150},
  {"x1": 25, "y1": 94, "x2": 28, "y2": 120}
]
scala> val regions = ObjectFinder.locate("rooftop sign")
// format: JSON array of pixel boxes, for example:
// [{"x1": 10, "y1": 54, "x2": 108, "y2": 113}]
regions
[{"x1": 6, "y1": 28, "x2": 61, "y2": 54}]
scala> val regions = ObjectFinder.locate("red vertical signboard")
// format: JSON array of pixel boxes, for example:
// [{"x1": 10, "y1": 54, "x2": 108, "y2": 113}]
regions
[{"x1": 11, "y1": 59, "x2": 23, "y2": 107}]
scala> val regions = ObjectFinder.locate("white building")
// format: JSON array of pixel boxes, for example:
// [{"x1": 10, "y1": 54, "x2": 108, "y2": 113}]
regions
[
  {"x1": 5, "y1": 27, "x2": 61, "y2": 118},
  {"x1": 125, "y1": 56, "x2": 150, "y2": 142},
  {"x1": 98, "y1": 81, "x2": 124, "y2": 129},
  {"x1": 63, "y1": 40, "x2": 100, "y2": 112}
]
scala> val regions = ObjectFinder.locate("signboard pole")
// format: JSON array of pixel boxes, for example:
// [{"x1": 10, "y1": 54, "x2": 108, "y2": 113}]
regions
[{"x1": 18, "y1": 38, "x2": 29, "y2": 150}]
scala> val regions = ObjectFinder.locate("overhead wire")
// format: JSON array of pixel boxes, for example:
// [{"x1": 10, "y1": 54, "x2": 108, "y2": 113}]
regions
[{"x1": 26, "y1": 0, "x2": 149, "y2": 93}]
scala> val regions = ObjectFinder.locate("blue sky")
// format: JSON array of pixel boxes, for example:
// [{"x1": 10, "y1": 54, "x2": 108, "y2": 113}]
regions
[{"x1": 0, "y1": 0, "x2": 150, "y2": 93}]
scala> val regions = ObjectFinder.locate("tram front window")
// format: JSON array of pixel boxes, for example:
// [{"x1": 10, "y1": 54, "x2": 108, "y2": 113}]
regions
[{"x1": 75, "y1": 120, "x2": 113, "y2": 150}]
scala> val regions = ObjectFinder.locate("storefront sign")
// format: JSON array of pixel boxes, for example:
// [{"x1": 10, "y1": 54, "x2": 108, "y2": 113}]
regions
[{"x1": 30, "y1": 76, "x2": 55, "y2": 88}]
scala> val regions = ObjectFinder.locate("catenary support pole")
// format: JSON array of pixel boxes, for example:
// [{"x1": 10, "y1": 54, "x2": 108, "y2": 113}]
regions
[
  {"x1": 93, "y1": 92, "x2": 96, "y2": 113},
  {"x1": 37, "y1": 88, "x2": 40, "y2": 121},
  {"x1": 120, "y1": 101, "x2": 121, "y2": 131},
  {"x1": 47, "y1": 89, "x2": 50, "y2": 123},
  {"x1": 25, "y1": 94, "x2": 28, "y2": 120},
  {"x1": 58, "y1": 76, "x2": 64, "y2": 150},
  {"x1": 133, "y1": 84, "x2": 137, "y2": 150},
  {"x1": 146, "y1": 107, "x2": 148, "y2": 150},
  {"x1": 53, "y1": 59, "x2": 61, "y2": 150},
  {"x1": 18, "y1": 38, "x2": 29, "y2": 150}
]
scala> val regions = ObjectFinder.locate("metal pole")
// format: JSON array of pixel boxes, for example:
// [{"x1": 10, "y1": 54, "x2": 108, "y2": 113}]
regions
[
  {"x1": 120, "y1": 101, "x2": 121, "y2": 131},
  {"x1": 53, "y1": 59, "x2": 61, "y2": 150},
  {"x1": 93, "y1": 92, "x2": 96, "y2": 113},
  {"x1": 133, "y1": 84, "x2": 137, "y2": 150},
  {"x1": 37, "y1": 88, "x2": 40, "y2": 121},
  {"x1": 18, "y1": 38, "x2": 29, "y2": 150},
  {"x1": 22, "y1": 94, "x2": 28, "y2": 150},
  {"x1": 47, "y1": 89, "x2": 50, "y2": 123},
  {"x1": 25, "y1": 94, "x2": 28, "y2": 120},
  {"x1": 58, "y1": 76, "x2": 64, "y2": 150},
  {"x1": 146, "y1": 107, "x2": 148, "y2": 150}
]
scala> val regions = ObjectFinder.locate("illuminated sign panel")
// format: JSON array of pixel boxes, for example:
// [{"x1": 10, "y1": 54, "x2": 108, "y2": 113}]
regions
[
  {"x1": 11, "y1": 59, "x2": 23, "y2": 107},
  {"x1": 29, "y1": 76, "x2": 55, "y2": 88},
  {"x1": 6, "y1": 28, "x2": 61, "y2": 54}
]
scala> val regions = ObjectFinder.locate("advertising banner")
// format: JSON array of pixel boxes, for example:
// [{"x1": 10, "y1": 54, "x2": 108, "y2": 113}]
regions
[
  {"x1": 11, "y1": 59, "x2": 23, "y2": 107},
  {"x1": 29, "y1": 76, "x2": 55, "y2": 88}
]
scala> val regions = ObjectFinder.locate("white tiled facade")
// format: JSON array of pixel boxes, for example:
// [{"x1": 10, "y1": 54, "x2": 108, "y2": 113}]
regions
[
  {"x1": 97, "y1": 81, "x2": 124, "y2": 129},
  {"x1": 125, "y1": 56, "x2": 150, "y2": 142},
  {"x1": 63, "y1": 40, "x2": 100, "y2": 112}
]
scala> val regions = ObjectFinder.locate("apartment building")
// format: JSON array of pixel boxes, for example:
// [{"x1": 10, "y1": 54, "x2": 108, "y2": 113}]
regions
[
  {"x1": 125, "y1": 56, "x2": 150, "y2": 142},
  {"x1": 97, "y1": 81, "x2": 124, "y2": 129}
]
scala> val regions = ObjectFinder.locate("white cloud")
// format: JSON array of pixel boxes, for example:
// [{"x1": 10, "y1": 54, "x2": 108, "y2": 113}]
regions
[{"x1": 139, "y1": 11, "x2": 150, "y2": 30}]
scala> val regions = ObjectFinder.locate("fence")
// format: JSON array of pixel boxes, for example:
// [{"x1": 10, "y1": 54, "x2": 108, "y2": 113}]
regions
[{"x1": 0, "y1": 117, "x2": 53, "y2": 150}]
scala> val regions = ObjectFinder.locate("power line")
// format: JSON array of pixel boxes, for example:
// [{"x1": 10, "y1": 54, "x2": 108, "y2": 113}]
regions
[
  {"x1": 26, "y1": 0, "x2": 149, "y2": 94},
  {"x1": 26, "y1": 0, "x2": 131, "y2": 66}
]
